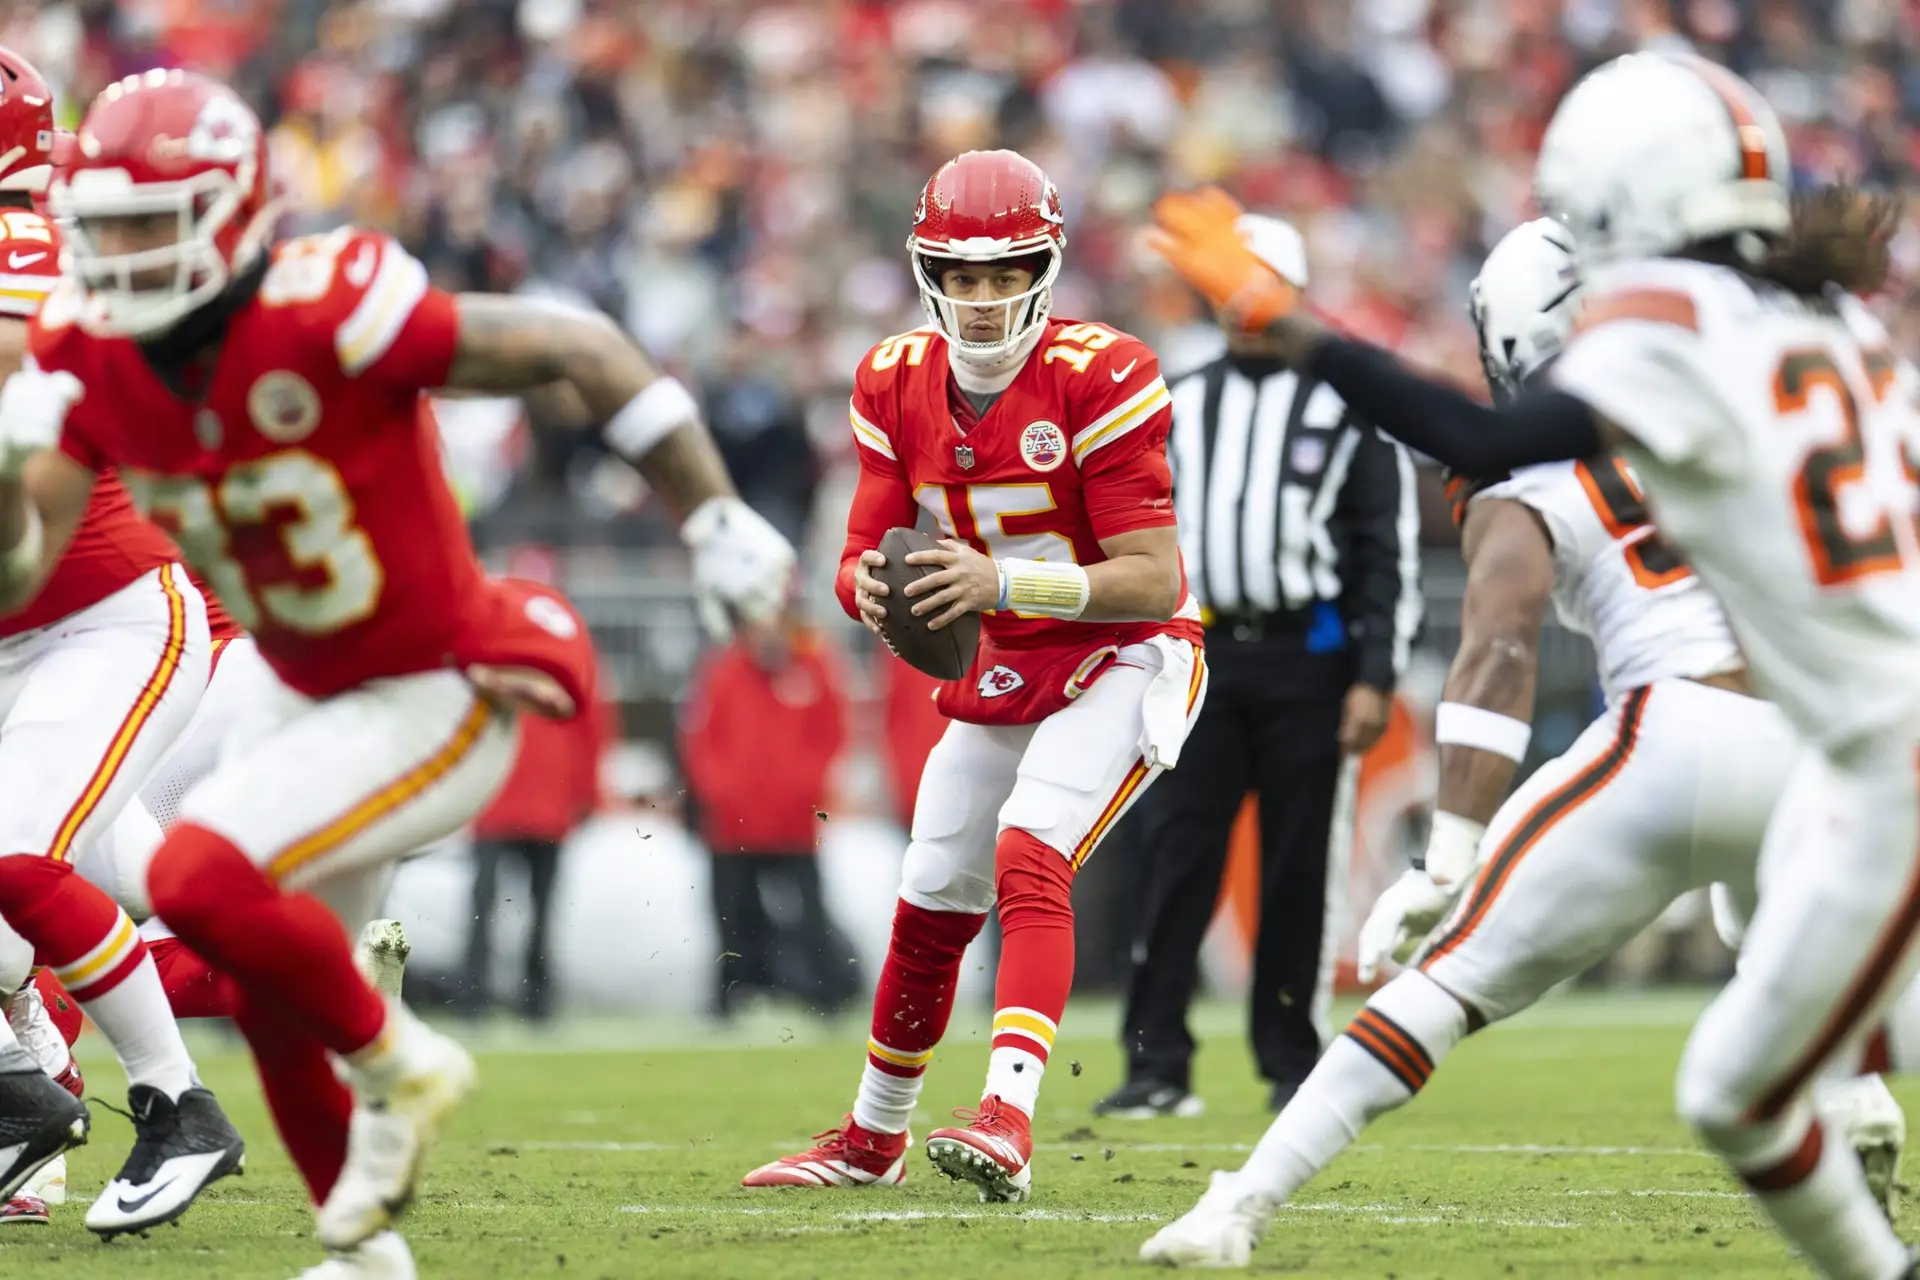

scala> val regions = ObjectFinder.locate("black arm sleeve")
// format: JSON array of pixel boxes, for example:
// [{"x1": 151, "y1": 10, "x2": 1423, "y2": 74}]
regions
[{"x1": 1309, "y1": 338, "x2": 1602, "y2": 473}]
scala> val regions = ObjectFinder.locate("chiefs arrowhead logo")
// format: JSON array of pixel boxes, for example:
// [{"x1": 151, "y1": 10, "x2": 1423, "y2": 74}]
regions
[{"x1": 978, "y1": 665, "x2": 1025, "y2": 698}]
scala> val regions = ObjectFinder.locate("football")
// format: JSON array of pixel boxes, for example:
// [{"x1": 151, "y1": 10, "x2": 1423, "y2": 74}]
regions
[{"x1": 871, "y1": 526, "x2": 981, "y2": 681}]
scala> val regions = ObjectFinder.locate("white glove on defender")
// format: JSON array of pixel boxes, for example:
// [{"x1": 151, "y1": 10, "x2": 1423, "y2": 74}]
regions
[
  {"x1": 1355, "y1": 812, "x2": 1488, "y2": 983},
  {"x1": 1356, "y1": 870, "x2": 1458, "y2": 983},
  {"x1": 0, "y1": 365, "x2": 81, "y2": 480},
  {"x1": 681, "y1": 495, "x2": 797, "y2": 641}
]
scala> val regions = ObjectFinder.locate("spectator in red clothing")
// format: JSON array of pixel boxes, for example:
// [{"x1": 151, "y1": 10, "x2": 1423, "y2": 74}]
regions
[
  {"x1": 461, "y1": 567, "x2": 612, "y2": 1022},
  {"x1": 680, "y1": 610, "x2": 859, "y2": 1017}
]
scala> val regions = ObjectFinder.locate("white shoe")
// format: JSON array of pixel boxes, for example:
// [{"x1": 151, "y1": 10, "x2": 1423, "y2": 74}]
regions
[
  {"x1": 315, "y1": 1006, "x2": 476, "y2": 1251},
  {"x1": 353, "y1": 922, "x2": 410, "y2": 1000},
  {"x1": 21, "y1": 1153, "x2": 63, "y2": 1205},
  {"x1": 1139, "y1": 1170, "x2": 1279, "y2": 1268},
  {"x1": 1815, "y1": 1074, "x2": 1906, "y2": 1219},
  {"x1": 295, "y1": 1230, "x2": 416, "y2": 1279}
]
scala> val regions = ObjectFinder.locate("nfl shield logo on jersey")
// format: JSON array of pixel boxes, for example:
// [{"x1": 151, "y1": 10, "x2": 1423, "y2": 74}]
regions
[
  {"x1": 954, "y1": 444, "x2": 976, "y2": 471},
  {"x1": 247, "y1": 371, "x2": 322, "y2": 443},
  {"x1": 977, "y1": 665, "x2": 1025, "y2": 697},
  {"x1": 1020, "y1": 420, "x2": 1067, "y2": 472},
  {"x1": 1291, "y1": 435, "x2": 1327, "y2": 476}
]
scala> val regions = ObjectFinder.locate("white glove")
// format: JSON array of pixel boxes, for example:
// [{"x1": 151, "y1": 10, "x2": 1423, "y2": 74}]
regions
[
  {"x1": 0, "y1": 366, "x2": 81, "y2": 480},
  {"x1": 681, "y1": 495, "x2": 797, "y2": 641},
  {"x1": 1356, "y1": 869, "x2": 1461, "y2": 983}
]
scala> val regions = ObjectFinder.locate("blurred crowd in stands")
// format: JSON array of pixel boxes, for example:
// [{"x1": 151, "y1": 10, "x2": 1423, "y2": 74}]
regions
[{"x1": 6, "y1": 0, "x2": 1920, "y2": 558}]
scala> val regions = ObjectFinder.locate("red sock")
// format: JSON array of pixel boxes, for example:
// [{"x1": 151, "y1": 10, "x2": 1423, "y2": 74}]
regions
[
  {"x1": 147, "y1": 824, "x2": 385, "y2": 1055},
  {"x1": 30, "y1": 968, "x2": 83, "y2": 1047},
  {"x1": 0, "y1": 854, "x2": 144, "y2": 992},
  {"x1": 148, "y1": 936, "x2": 241, "y2": 1020},
  {"x1": 868, "y1": 900, "x2": 986, "y2": 1068},
  {"x1": 232, "y1": 987, "x2": 350, "y2": 1204},
  {"x1": 850, "y1": 899, "x2": 986, "y2": 1134},
  {"x1": 988, "y1": 829, "x2": 1075, "y2": 1070}
]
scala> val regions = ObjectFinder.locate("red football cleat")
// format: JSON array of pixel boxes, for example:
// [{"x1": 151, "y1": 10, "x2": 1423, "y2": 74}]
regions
[
  {"x1": 925, "y1": 1095, "x2": 1033, "y2": 1202},
  {"x1": 0, "y1": 1194, "x2": 49, "y2": 1225},
  {"x1": 742, "y1": 1117, "x2": 909, "y2": 1188}
]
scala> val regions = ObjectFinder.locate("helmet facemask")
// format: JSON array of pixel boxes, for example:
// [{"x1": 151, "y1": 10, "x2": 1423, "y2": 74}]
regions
[
  {"x1": 54, "y1": 165, "x2": 269, "y2": 339},
  {"x1": 912, "y1": 245, "x2": 1062, "y2": 367}
]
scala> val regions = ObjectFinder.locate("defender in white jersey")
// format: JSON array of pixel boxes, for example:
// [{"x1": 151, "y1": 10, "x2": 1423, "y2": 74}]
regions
[{"x1": 1147, "y1": 51, "x2": 1920, "y2": 1280}]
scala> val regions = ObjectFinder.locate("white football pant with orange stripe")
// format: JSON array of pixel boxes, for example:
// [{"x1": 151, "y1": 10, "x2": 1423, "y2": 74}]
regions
[
  {"x1": 1418, "y1": 678, "x2": 1794, "y2": 1020},
  {"x1": 900, "y1": 640, "x2": 1205, "y2": 916},
  {"x1": 0, "y1": 565, "x2": 208, "y2": 880},
  {"x1": 173, "y1": 665, "x2": 515, "y2": 923},
  {"x1": 1677, "y1": 735, "x2": 1920, "y2": 1189}
]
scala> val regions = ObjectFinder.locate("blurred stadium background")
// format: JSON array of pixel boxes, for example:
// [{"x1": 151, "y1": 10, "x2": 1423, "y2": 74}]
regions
[{"x1": 11, "y1": 0, "x2": 1920, "y2": 1015}]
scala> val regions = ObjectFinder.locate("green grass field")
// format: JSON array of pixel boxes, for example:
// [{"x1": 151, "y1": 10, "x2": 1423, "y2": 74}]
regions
[{"x1": 0, "y1": 991, "x2": 1886, "y2": 1279}]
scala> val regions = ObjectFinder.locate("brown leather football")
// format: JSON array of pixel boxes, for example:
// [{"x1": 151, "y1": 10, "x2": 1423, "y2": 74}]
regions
[{"x1": 871, "y1": 527, "x2": 981, "y2": 681}]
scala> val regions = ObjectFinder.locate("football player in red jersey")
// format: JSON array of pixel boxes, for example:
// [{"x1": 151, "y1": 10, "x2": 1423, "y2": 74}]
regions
[
  {"x1": 0, "y1": 52, "x2": 254, "y2": 1235},
  {"x1": 743, "y1": 150, "x2": 1207, "y2": 1202},
  {"x1": 0, "y1": 68, "x2": 794, "y2": 1276}
]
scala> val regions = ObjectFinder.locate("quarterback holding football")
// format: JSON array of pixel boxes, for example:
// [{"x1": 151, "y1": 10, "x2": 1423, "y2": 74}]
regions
[{"x1": 743, "y1": 148, "x2": 1205, "y2": 1201}]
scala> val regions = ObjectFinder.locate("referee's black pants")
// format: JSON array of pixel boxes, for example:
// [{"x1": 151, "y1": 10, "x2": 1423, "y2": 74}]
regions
[{"x1": 1118, "y1": 637, "x2": 1347, "y2": 1092}]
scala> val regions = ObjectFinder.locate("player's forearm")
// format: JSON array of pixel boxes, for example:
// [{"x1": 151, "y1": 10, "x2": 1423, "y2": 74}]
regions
[
  {"x1": 1434, "y1": 635, "x2": 1536, "y2": 825},
  {"x1": 0, "y1": 475, "x2": 45, "y2": 611},
  {"x1": 1289, "y1": 331, "x2": 1602, "y2": 474},
  {"x1": 1079, "y1": 552, "x2": 1182, "y2": 622}
]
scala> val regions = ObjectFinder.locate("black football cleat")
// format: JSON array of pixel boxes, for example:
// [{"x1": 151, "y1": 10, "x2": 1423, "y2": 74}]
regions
[
  {"x1": 1092, "y1": 1077, "x2": 1205, "y2": 1119},
  {"x1": 85, "y1": 1085, "x2": 245, "y2": 1238},
  {"x1": 0, "y1": 1044, "x2": 88, "y2": 1203}
]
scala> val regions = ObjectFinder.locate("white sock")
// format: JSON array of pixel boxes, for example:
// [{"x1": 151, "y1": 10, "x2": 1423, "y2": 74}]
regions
[
  {"x1": 72, "y1": 951, "x2": 197, "y2": 1100},
  {"x1": 852, "y1": 1060, "x2": 923, "y2": 1136},
  {"x1": 0, "y1": 1002, "x2": 21, "y2": 1054},
  {"x1": 984, "y1": 1045, "x2": 1046, "y2": 1118},
  {"x1": 1737, "y1": 1122, "x2": 1909, "y2": 1280},
  {"x1": 1241, "y1": 972, "x2": 1468, "y2": 1198}
]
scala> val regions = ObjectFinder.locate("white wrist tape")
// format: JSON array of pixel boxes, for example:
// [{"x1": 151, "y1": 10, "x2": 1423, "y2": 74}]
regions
[
  {"x1": 1, "y1": 502, "x2": 41, "y2": 587},
  {"x1": 995, "y1": 558, "x2": 1090, "y2": 620},
  {"x1": 1434, "y1": 701, "x2": 1531, "y2": 762},
  {"x1": 1422, "y1": 810, "x2": 1486, "y2": 888},
  {"x1": 605, "y1": 376, "x2": 699, "y2": 460}
]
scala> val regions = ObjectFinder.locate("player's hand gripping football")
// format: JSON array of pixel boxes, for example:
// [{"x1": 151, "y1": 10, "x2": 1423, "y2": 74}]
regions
[
  {"x1": 851, "y1": 548, "x2": 890, "y2": 636},
  {"x1": 681, "y1": 495, "x2": 797, "y2": 642},
  {"x1": 903, "y1": 539, "x2": 999, "y2": 631},
  {"x1": 1148, "y1": 187, "x2": 1301, "y2": 334},
  {"x1": 0, "y1": 365, "x2": 82, "y2": 481}
]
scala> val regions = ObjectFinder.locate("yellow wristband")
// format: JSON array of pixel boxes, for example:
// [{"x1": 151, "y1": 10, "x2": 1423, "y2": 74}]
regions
[{"x1": 996, "y1": 558, "x2": 1090, "y2": 620}]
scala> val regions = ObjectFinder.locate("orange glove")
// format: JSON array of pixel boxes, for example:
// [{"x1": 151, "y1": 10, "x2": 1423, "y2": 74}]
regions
[{"x1": 1148, "y1": 187, "x2": 1300, "y2": 333}]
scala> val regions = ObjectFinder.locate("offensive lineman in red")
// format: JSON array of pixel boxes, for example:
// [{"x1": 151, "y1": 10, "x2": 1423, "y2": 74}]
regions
[
  {"x1": 0, "y1": 50, "x2": 249, "y2": 1236},
  {"x1": 0, "y1": 69, "x2": 794, "y2": 1277},
  {"x1": 744, "y1": 150, "x2": 1206, "y2": 1201}
]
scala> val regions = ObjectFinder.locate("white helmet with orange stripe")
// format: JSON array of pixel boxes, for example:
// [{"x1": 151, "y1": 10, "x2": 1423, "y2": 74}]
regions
[{"x1": 1535, "y1": 53, "x2": 1789, "y2": 271}]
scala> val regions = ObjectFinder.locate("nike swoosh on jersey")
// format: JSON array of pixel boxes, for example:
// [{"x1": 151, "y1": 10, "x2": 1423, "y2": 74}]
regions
[
  {"x1": 7, "y1": 252, "x2": 45, "y2": 270},
  {"x1": 1111, "y1": 359, "x2": 1139, "y2": 382}
]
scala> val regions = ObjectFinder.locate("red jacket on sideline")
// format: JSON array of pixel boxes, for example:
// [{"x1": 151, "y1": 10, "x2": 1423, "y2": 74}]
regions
[
  {"x1": 680, "y1": 629, "x2": 847, "y2": 854},
  {"x1": 473, "y1": 674, "x2": 612, "y2": 842},
  {"x1": 880, "y1": 660, "x2": 947, "y2": 828}
]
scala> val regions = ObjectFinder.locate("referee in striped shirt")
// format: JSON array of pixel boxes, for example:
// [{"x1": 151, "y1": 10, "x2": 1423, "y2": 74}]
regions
[{"x1": 1097, "y1": 216, "x2": 1423, "y2": 1117}]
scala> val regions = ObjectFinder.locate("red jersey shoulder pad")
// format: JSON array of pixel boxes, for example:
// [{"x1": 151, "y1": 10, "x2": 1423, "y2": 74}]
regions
[
  {"x1": 850, "y1": 325, "x2": 943, "y2": 462},
  {"x1": 0, "y1": 211, "x2": 60, "y2": 320},
  {"x1": 258, "y1": 227, "x2": 435, "y2": 377},
  {"x1": 1041, "y1": 319, "x2": 1170, "y2": 466}
]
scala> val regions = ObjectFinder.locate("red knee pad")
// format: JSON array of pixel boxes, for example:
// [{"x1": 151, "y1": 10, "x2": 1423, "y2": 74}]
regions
[
  {"x1": 993, "y1": 830, "x2": 1073, "y2": 930},
  {"x1": 147, "y1": 824, "x2": 270, "y2": 940}
]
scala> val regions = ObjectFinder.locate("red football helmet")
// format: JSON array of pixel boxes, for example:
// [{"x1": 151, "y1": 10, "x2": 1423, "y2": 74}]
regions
[
  {"x1": 50, "y1": 68, "x2": 276, "y2": 337},
  {"x1": 0, "y1": 47, "x2": 56, "y2": 196},
  {"x1": 908, "y1": 150, "x2": 1066, "y2": 365}
]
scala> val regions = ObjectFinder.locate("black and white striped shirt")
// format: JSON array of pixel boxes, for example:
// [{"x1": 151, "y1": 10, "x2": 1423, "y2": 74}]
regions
[{"x1": 1168, "y1": 354, "x2": 1423, "y2": 690}]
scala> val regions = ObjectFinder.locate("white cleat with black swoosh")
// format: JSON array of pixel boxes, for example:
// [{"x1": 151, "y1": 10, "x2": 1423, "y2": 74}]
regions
[{"x1": 84, "y1": 1085, "x2": 245, "y2": 1238}]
